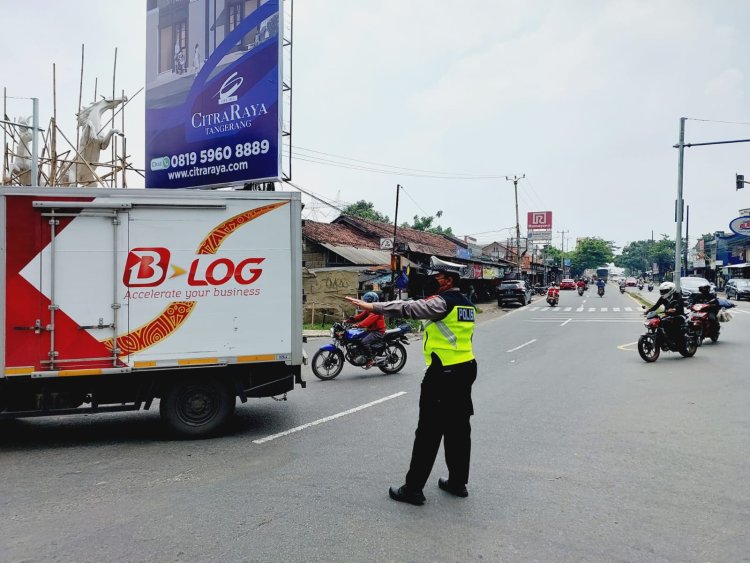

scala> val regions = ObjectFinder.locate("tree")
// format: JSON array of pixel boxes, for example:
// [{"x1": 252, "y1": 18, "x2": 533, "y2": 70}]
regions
[
  {"x1": 402, "y1": 210, "x2": 454, "y2": 235},
  {"x1": 569, "y1": 237, "x2": 615, "y2": 276},
  {"x1": 614, "y1": 236, "x2": 675, "y2": 279},
  {"x1": 343, "y1": 200, "x2": 390, "y2": 223}
]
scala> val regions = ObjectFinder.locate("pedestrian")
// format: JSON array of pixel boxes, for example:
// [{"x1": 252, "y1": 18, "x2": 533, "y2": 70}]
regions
[{"x1": 345, "y1": 256, "x2": 478, "y2": 506}]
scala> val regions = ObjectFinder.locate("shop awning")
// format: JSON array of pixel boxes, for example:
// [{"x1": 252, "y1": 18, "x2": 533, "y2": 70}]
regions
[{"x1": 727, "y1": 263, "x2": 749, "y2": 268}]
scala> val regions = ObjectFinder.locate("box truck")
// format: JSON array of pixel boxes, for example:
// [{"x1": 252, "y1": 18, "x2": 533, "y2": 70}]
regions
[{"x1": 0, "y1": 187, "x2": 304, "y2": 436}]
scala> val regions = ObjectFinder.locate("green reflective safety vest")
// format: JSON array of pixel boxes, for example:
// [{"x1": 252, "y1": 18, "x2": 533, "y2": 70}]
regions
[{"x1": 423, "y1": 301, "x2": 475, "y2": 366}]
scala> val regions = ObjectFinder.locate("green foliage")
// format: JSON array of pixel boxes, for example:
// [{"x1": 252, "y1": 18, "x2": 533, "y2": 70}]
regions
[
  {"x1": 402, "y1": 210, "x2": 454, "y2": 235},
  {"x1": 343, "y1": 200, "x2": 390, "y2": 223},
  {"x1": 569, "y1": 237, "x2": 615, "y2": 276},
  {"x1": 614, "y1": 236, "x2": 676, "y2": 277}
]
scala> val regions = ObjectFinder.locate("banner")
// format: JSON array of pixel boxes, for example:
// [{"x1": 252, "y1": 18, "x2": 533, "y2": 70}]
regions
[
  {"x1": 527, "y1": 211, "x2": 552, "y2": 230},
  {"x1": 145, "y1": 0, "x2": 282, "y2": 188}
]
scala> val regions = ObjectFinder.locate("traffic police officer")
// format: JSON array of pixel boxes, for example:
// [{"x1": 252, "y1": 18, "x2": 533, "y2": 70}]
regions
[{"x1": 345, "y1": 256, "x2": 478, "y2": 506}]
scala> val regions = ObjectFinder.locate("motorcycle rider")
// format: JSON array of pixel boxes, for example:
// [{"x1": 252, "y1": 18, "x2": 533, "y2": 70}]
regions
[
  {"x1": 688, "y1": 283, "x2": 720, "y2": 331},
  {"x1": 644, "y1": 281, "x2": 685, "y2": 346},
  {"x1": 547, "y1": 281, "x2": 560, "y2": 304},
  {"x1": 596, "y1": 278, "x2": 606, "y2": 294},
  {"x1": 345, "y1": 291, "x2": 386, "y2": 368}
]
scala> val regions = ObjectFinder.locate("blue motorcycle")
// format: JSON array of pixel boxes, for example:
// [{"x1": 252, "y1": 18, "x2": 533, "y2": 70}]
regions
[{"x1": 311, "y1": 322, "x2": 411, "y2": 380}]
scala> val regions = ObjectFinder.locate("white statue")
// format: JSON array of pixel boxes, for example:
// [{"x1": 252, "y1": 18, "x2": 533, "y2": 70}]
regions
[
  {"x1": 6, "y1": 116, "x2": 33, "y2": 185},
  {"x1": 70, "y1": 96, "x2": 127, "y2": 186}
]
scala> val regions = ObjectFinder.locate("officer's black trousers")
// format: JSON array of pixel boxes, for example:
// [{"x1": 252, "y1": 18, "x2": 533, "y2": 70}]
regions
[{"x1": 405, "y1": 358, "x2": 477, "y2": 490}]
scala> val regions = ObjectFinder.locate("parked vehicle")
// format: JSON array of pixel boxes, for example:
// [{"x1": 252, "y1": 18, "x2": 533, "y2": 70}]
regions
[
  {"x1": 688, "y1": 303, "x2": 720, "y2": 344},
  {"x1": 638, "y1": 310, "x2": 698, "y2": 362},
  {"x1": 679, "y1": 276, "x2": 712, "y2": 300},
  {"x1": 497, "y1": 280, "x2": 532, "y2": 307},
  {"x1": 0, "y1": 188, "x2": 305, "y2": 437},
  {"x1": 311, "y1": 322, "x2": 411, "y2": 380},
  {"x1": 725, "y1": 278, "x2": 750, "y2": 301},
  {"x1": 560, "y1": 278, "x2": 576, "y2": 290}
]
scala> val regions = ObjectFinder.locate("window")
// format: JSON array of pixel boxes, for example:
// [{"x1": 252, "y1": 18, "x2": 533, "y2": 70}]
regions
[{"x1": 228, "y1": 2, "x2": 244, "y2": 33}]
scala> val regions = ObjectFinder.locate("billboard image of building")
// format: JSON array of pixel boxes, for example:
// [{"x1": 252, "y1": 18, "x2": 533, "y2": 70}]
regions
[{"x1": 145, "y1": 0, "x2": 282, "y2": 188}]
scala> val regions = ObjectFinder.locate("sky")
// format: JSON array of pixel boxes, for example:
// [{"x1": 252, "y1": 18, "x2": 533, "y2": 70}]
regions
[{"x1": 2, "y1": 0, "x2": 750, "y2": 252}]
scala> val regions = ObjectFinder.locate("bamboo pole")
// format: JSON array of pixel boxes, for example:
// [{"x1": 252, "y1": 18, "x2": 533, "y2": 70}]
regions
[
  {"x1": 75, "y1": 44, "x2": 84, "y2": 187},
  {"x1": 50, "y1": 64, "x2": 57, "y2": 186},
  {"x1": 111, "y1": 47, "x2": 117, "y2": 187}
]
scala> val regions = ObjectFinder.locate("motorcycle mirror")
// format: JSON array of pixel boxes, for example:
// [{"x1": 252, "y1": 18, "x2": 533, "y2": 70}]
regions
[{"x1": 641, "y1": 305, "x2": 646, "y2": 310}]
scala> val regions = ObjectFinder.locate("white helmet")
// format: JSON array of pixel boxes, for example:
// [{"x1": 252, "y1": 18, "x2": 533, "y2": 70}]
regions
[{"x1": 659, "y1": 281, "x2": 675, "y2": 298}]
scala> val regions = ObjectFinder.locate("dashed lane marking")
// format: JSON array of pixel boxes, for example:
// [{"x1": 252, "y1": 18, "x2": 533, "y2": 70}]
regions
[
  {"x1": 561, "y1": 318, "x2": 572, "y2": 326},
  {"x1": 252, "y1": 392, "x2": 407, "y2": 444},
  {"x1": 618, "y1": 341, "x2": 638, "y2": 351},
  {"x1": 506, "y1": 339, "x2": 537, "y2": 353}
]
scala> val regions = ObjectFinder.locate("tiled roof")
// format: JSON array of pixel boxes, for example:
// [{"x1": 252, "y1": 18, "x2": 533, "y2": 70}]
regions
[
  {"x1": 302, "y1": 220, "x2": 380, "y2": 248},
  {"x1": 334, "y1": 215, "x2": 460, "y2": 257}
]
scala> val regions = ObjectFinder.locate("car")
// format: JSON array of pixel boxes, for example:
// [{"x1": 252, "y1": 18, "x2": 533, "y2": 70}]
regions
[
  {"x1": 497, "y1": 280, "x2": 532, "y2": 307},
  {"x1": 560, "y1": 278, "x2": 576, "y2": 290},
  {"x1": 626, "y1": 277, "x2": 637, "y2": 287},
  {"x1": 725, "y1": 278, "x2": 750, "y2": 301},
  {"x1": 679, "y1": 276, "x2": 713, "y2": 299}
]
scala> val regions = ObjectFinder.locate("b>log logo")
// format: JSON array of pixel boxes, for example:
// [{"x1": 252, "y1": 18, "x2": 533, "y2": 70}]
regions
[{"x1": 123, "y1": 247, "x2": 264, "y2": 288}]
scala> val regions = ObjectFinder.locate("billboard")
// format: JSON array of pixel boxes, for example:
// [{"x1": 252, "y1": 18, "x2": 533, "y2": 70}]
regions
[
  {"x1": 145, "y1": 0, "x2": 282, "y2": 189},
  {"x1": 728, "y1": 215, "x2": 750, "y2": 237},
  {"x1": 527, "y1": 211, "x2": 552, "y2": 230}
]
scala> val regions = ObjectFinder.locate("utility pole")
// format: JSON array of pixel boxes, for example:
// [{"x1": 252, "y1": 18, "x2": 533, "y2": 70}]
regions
[
  {"x1": 558, "y1": 229, "x2": 569, "y2": 279},
  {"x1": 389, "y1": 184, "x2": 401, "y2": 300},
  {"x1": 684, "y1": 204, "x2": 690, "y2": 276},
  {"x1": 505, "y1": 174, "x2": 525, "y2": 279}
]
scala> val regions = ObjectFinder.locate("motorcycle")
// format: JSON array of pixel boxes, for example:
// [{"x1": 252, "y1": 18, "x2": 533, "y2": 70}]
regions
[
  {"x1": 311, "y1": 322, "x2": 411, "y2": 380},
  {"x1": 688, "y1": 303, "x2": 720, "y2": 344},
  {"x1": 647, "y1": 283, "x2": 654, "y2": 292},
  {"x1": 597, "y1": 286, "x2": 605, "y2": 297},
  {"x1": 637, "y1": 310, "x2": 698, "y2": 362},
  {"x1": 546, "y1": 288, "x2": 559, "y2": 307},
  {"x1": 619, "y1": 285, "x2": 626, "y2": 294},
  {"x1": 534, "y1": 285, "x2": 547, "y2": 296},
  {"x1": 637, "y1": 283, "x2": 644, "y2": 291},
  {"x1": 577, "y1": 286, "x2": 584, "y2": 296}
]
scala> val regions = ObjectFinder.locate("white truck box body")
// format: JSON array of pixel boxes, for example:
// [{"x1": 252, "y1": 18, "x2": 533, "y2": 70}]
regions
[{"x1": 0, "y1": 188, "x2": 302, "y2": 377}]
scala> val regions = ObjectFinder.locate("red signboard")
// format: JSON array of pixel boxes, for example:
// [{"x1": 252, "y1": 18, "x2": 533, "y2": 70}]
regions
[{"x1": 527, "y1": 211, "x2": 552, "y2": 230}]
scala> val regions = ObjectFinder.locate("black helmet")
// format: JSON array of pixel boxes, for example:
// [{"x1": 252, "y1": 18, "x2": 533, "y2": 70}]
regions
[{"x1": 698, "y1": 284, "x2": 710, "y2": 295}]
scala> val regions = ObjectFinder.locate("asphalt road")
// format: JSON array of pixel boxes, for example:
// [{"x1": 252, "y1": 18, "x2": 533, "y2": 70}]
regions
[{"x1": 1, "y1": 285, "x2": 749, "y2": 562}]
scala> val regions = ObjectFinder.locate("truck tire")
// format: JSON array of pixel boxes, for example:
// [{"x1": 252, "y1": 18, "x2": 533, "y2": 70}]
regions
[{"x1": 160, "y1": 376, "x2": 235, "y2": 438}]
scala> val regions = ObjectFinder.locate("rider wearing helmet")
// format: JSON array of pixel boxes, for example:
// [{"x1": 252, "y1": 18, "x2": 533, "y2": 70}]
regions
[
  {"x1": 689, "y1": 283, "x2": 720, "y2": 327},
  {"x1": 645, "y1": 281, "x2": 685, "y2": 344},
  {"x1": 345, "y1": 291, "x2": 386, "y2": 368}
]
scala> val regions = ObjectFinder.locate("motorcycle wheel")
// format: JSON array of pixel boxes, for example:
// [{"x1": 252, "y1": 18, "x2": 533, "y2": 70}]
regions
[
  {"x1": 637, "y1": 334, "x2": 660, "y2": 362},
  {"x1": 679, "y1": 336, "x2": 698, "y2": 358},
  {"x1": 377, "y1": 342, "x2": 407, "y2": 374},
  {"x1": 710, "y1": 331, "x2": 719, "y2": 343},
  {"x1": 311, "y1": 348, "x2": 345, "y2": 380}
]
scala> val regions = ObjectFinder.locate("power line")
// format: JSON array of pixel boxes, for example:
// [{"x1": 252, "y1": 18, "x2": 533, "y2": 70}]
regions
[{"x1": 291, "y1": 144, "x2": 510, "y2": 178}]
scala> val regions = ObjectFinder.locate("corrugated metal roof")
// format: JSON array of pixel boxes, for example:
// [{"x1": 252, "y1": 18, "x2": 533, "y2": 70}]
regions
[{"x1": 321, "y1": 244, "x2": 392, "y2": 266}]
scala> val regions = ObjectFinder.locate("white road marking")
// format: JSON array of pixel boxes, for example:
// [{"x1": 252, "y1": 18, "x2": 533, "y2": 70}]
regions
[
  {"x1": 506, "y1": 339, "x2": 537, "y2": 353},
  {"x1": 564, "y1": 306, "x2": 572, "y2": 311},
  {"x1": 601, "y1": 307, "x2": 608, "y2": 312},
  {"x1": 252, "y1": 392, "x2": 407, "y2": 444},
  {"x1": 589, "y1": 307, "x2": 596, "y2": 312},
  {"x1": 541, "y1": 307, "x2": 550, "y2": 311},
  {"x1": 613, "y1": 307, "x2": 620, "y2": 312},
  {"x1": 561, "y1": 318, "x2": 572, "y2": 326},
  {"x1": 552, "y1": 307, "x2": 561, "y2": 311},
  {"x1": 576, "y1": 307, "x2": 584, "y2": 312},
  {"x1": 625, "y1": 307, "x2": 633, "y2": 311}
]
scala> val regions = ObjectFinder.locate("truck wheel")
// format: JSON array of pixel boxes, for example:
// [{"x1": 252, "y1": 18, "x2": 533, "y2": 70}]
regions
[{"x1": 160, "y1": 376, "x2": 235, "y2": 438}]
